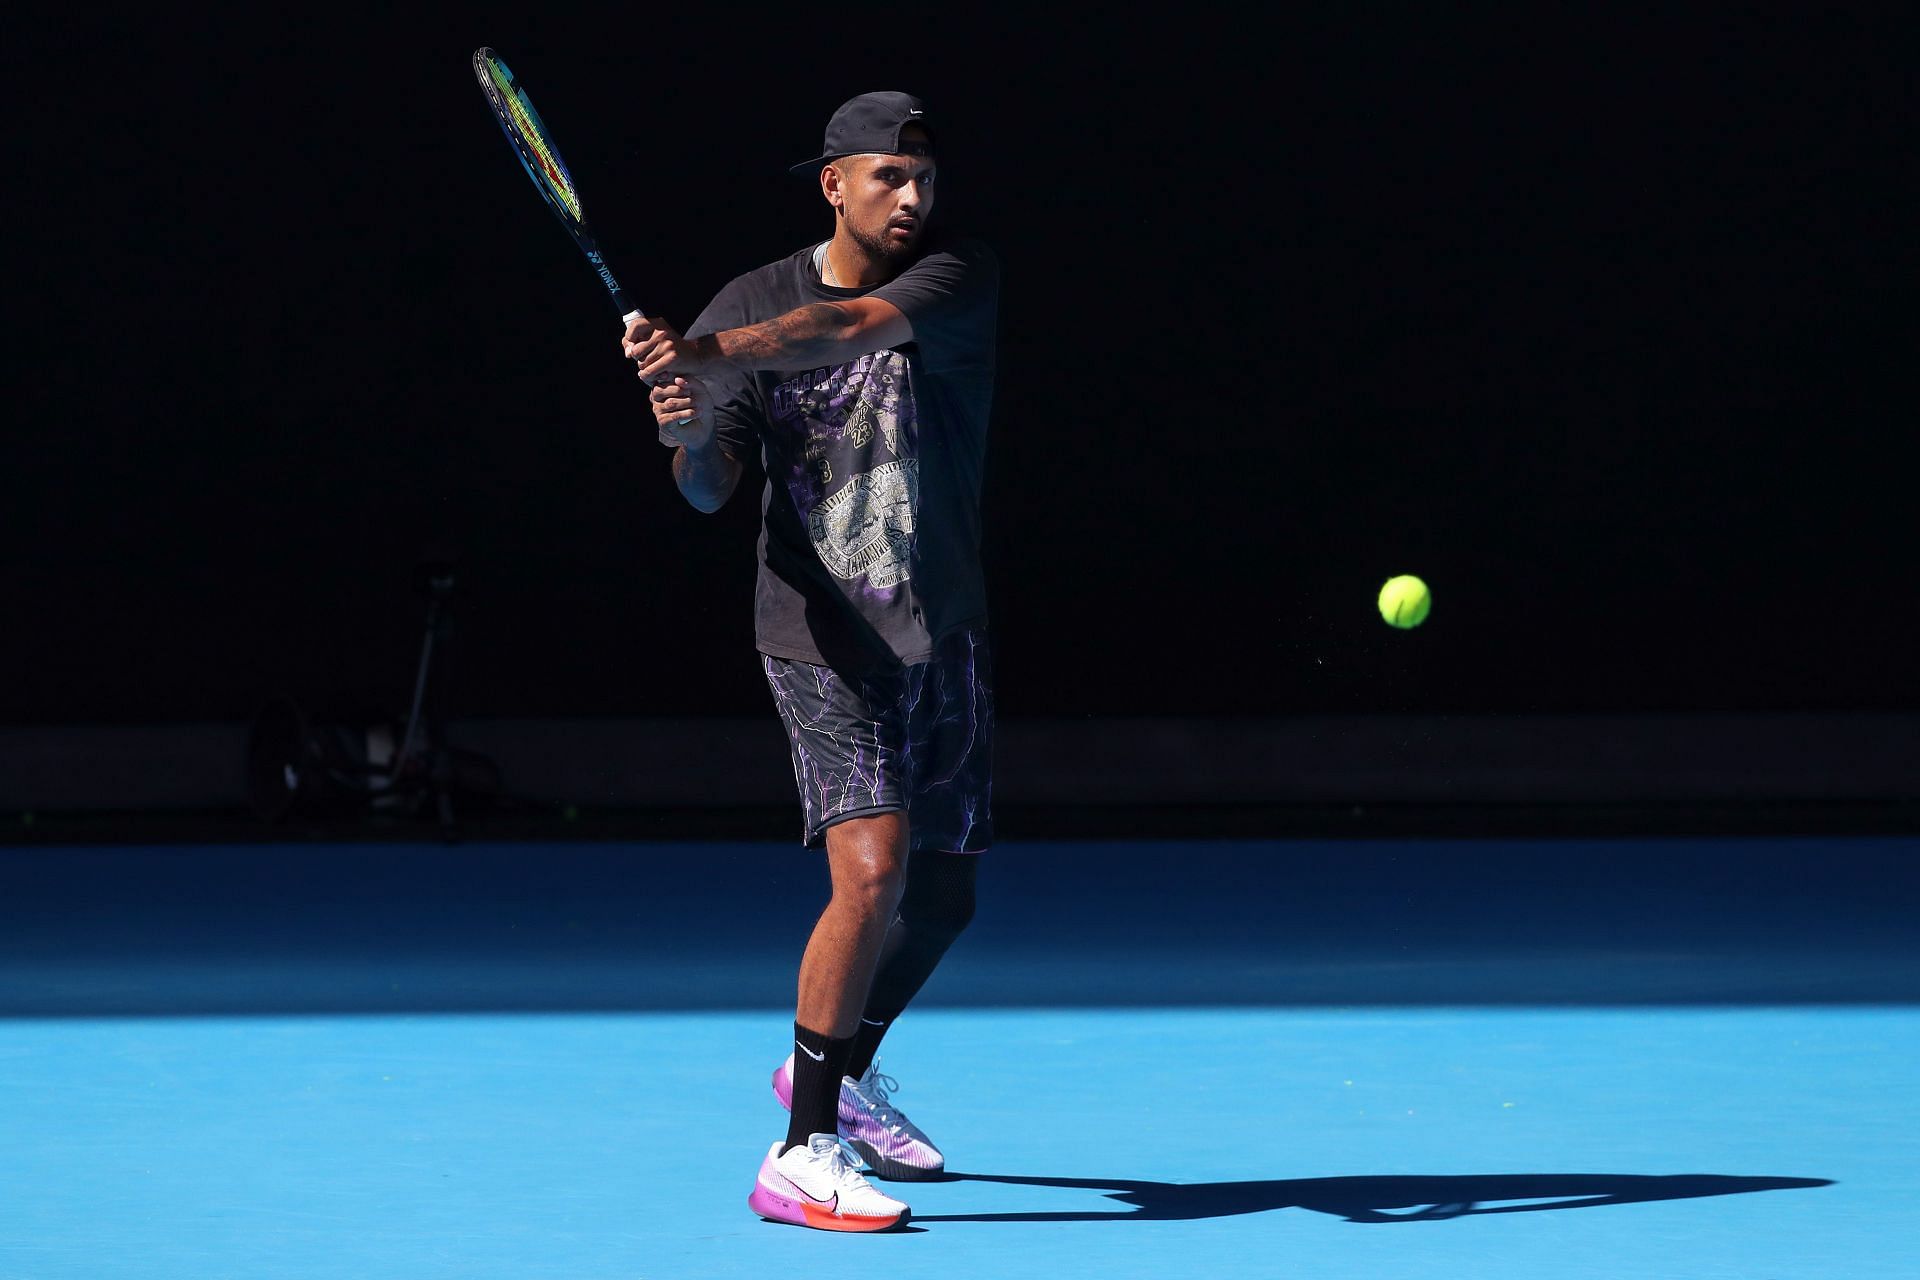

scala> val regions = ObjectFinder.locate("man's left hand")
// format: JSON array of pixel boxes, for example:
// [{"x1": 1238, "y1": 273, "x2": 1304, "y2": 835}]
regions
[{"x1": 622, "y1": 315, "x2": 719, "y2": 383}]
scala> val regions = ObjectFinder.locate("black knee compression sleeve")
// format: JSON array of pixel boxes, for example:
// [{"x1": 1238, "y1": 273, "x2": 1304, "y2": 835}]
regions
[
  {"x1": 896, "y1": 850, "x2": 978, "y2": 949},
  {"x1": 847, "y1": 852, "x2": 979, "y2": 1078}
]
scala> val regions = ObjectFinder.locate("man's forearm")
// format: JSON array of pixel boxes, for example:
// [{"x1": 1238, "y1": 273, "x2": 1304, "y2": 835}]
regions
[
  {"x1": 672, "y1": 440, "x2": 741, "y2": 513},
  {"x1": 703, "y1": 304, "x2": 861, "y2": 371}
]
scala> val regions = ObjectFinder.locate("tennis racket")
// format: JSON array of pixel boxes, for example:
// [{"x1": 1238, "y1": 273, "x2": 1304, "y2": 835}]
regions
[{"x1": 471, "y1": 47, "x2": 643, "y2": 332}]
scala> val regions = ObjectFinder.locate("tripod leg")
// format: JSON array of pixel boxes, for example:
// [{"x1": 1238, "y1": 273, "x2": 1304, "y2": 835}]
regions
[{"x1": 393, "y1": 603, "x2": 439, "y2": 781}]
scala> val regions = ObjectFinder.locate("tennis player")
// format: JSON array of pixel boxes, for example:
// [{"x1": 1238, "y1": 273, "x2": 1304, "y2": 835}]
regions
[{"x1": 620, "y1": 91, "x2": 999, "y2": 1232}]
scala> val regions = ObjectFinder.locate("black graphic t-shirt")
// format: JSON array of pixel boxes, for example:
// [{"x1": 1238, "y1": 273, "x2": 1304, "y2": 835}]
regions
[{"x1": 660, "y1": 233, "x2": 998, "y2": 672}]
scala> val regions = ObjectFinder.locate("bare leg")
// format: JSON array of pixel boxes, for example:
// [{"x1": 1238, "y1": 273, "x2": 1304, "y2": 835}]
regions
[{"x1": 796, "y1": 812, "x2": 909, "y2": 1038}]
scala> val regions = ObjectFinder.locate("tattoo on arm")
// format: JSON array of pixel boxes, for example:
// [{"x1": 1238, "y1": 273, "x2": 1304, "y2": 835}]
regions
[{"x1": 712, "y1": 304, "x2": 855, "y2": 369}]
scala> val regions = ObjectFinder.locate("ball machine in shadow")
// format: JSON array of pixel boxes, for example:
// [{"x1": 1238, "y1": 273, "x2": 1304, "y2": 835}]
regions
[{"x1": 246, "y1": 560, "x2": 502, "y2": 834}]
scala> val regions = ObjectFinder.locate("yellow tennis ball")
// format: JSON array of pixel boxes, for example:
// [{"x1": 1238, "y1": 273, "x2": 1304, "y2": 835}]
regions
[{"x1": 1378, "y1": 575, "x2": 1431, "y2": 628}]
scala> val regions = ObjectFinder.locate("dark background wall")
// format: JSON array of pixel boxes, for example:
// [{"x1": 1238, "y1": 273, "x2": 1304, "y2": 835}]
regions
[{"x1": 11, "y1": 11, "x2": 1914, "y2": 730}]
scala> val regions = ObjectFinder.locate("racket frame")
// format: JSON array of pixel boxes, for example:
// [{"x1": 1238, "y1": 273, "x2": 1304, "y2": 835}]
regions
[{"x1": 471, "y1": 47, "x2": 643, "y2": 328}]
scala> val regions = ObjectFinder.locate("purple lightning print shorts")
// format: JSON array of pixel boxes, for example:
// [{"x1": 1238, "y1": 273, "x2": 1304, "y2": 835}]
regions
[{"x1": 760, "y1": 630, "x2": 993, "y2": 853}]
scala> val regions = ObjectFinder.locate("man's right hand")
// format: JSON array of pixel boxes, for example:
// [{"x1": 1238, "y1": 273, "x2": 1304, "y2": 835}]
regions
[{"x1": 651, "y1": 375, "x2": 715, "y2": 450}]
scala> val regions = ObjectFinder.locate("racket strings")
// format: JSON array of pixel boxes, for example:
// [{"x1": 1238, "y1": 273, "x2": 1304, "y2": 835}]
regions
[{"x1": 481, "y1": 59, "x2": 582, "y2": 224}]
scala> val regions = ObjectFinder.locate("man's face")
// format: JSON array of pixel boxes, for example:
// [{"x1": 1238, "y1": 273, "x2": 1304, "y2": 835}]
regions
[{"x1": 830, "y1": 126, "x2": 936, "y2": 262}]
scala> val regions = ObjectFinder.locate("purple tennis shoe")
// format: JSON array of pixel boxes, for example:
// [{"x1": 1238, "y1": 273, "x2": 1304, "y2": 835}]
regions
[{"x1": 773, "y1": 1054, "x2": 947, "y2": 1181}]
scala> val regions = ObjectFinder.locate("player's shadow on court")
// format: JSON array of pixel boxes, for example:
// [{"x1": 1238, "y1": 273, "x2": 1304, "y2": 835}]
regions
[{"x1": 916, "y1": 1172, "x2": 1831, "y2": 1224}]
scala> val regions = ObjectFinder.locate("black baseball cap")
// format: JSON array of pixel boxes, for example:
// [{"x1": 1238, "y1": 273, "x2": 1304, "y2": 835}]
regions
[{"x1": 788, "y1": 91, "x2": 935, "y2": 175}]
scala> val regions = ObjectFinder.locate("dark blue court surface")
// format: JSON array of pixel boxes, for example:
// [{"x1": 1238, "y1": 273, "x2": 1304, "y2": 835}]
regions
[{"x1": 2, "y1": 837, "x2": 1915, "y2": 1277}]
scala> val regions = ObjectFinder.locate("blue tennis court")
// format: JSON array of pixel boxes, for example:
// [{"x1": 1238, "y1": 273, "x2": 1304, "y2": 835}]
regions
[{"x1": 2, "y1": 835, "x2": 1913, "y2": 1278}]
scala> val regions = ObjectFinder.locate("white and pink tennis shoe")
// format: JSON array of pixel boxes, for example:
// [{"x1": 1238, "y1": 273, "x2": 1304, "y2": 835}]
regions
[{"x1": 747, "y1": 1134, "x2": 909, "y2": 1232}]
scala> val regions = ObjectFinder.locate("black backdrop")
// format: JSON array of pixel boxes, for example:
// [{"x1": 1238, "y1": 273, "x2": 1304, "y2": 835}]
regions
[{"x1": 12, "y1": 11, "x2": 1915, "y2": 727}]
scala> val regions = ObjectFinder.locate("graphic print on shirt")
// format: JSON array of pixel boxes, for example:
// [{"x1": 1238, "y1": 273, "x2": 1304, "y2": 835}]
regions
[{"x1": 769, "y1": 351, "x2": 919, "y2": 592}]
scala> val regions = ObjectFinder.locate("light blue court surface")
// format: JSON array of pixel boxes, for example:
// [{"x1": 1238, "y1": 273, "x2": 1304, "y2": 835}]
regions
[
  {"x1": 1, "y1": 836, "x2": 1916, "y2": 1277},
  {"x1": 0, "y1": 1008, "x2": 1912, "y2": 1279}
]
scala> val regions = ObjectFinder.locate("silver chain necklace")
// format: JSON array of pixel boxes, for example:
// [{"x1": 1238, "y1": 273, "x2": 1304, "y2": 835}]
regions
[{"x1": 822, "y1": 245, "x2": 841, "y2": 286}]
